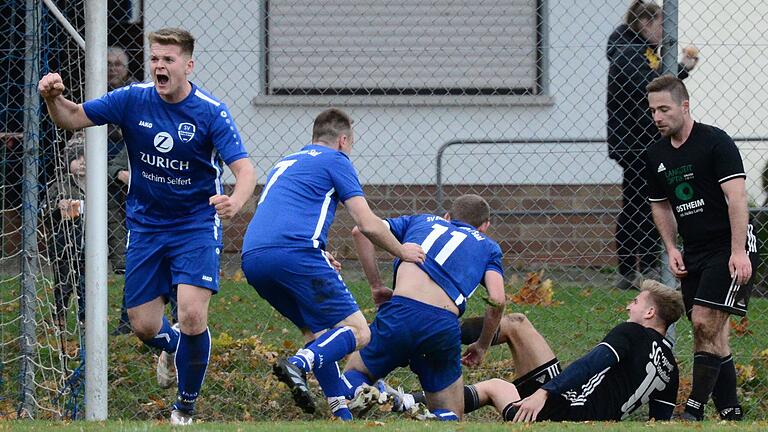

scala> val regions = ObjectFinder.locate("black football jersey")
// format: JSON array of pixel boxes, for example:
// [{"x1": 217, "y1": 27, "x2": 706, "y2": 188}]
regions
[
  {"x1": 562, "y1": 322, "x2": 678, "y2": 421},
  {"x1": 646, "y1": 122, "x2": 747, "y2": 252}
]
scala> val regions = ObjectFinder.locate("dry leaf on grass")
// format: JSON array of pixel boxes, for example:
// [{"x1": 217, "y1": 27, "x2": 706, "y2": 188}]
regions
[{"x1": 509, "y1": 270, "x2": 558, "y2": 306}]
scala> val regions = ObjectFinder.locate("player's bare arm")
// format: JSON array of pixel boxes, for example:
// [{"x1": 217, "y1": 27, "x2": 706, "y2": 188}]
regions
[
  {"x1": 209, "y1": 157, "x2": 256, "y2": 219},
  {"x1": 352, "y1": 223, "x2": 393, "y2": 306},
  {"x1": 462, "y1": 270, "x2": 505, "y2": 367},
  {"x1": 38, "y1": 72, "x2": 94, "y2": 130},
  {"x1": 344, "y1": 196, "x2": 425, "y2": 264},
  {"x1": 650, "y1": 201, "x2": 687, "y2": 277},
  {"x1": 721, "y1": 177, "x2": 751, "y2": 284}
]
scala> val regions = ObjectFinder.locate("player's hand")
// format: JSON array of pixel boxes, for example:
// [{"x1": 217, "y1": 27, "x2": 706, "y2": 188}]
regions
[
  {"x1": 209, "y1": 194, "x2": 242, "y2": 219},
  {"x1": 324, "y1": 251, "x2": 342, "y2": 272},
  {"x1": 39, "y1": 73, "x2": 66, "y2": 100},
  {"x1": 729, "y1": 250, "x2": 752, "y2": 285},
  {"x1": 399, "y1": 242, "x2": 425, "y2": 264},
  {"x1": 667, "y1": 248, "x2": 687, "y2": 278},
  {"x1": 58, "y1": 199, "x2": 71, "y2": 212},
  {"x1": 371, "y1": 285, "x2": 393, "y2": 307},
  {"x1": 117, "y1": 170, "x2": 130, "y2": 185},
  {"x1": 681, "y1": 45, "x2": 700, "y2": 72},
  {"x1": 461, "y1": 342, "x2": 487, "y2": 368},
  {"x1": 512, "y1": 389, "x2": 548, "y2": 423}
]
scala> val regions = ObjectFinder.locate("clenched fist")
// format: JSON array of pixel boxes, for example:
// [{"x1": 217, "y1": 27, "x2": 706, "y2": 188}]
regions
[{"x1": 39, "y1": 73, "x2": 66, "y2": 100}]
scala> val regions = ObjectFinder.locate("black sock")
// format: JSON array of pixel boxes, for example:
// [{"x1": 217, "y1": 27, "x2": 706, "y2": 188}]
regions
[
  {"x1": 464, "y1": 385, "x2": 481, "y2": 413},
  {"x1": 711, "y1": 354, "x2": 742, "y2": 420},
  {"x1": 501, "y1": 402, "x2": 518, "y2": 421},
  {"x1": 460, "y1": 317, "x2": 500, "y2": 346},
  {"x1": 685, "y1": 351, "x2": 722, "y2": 420},
  {"x1": 413, "y1": 390, "x2": 426, "y2": 405}
]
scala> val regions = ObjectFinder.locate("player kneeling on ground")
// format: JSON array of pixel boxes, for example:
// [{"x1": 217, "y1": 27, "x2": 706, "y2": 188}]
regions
[{"x1": 340, "y1": 194, "x2": 507, "y2": 421}]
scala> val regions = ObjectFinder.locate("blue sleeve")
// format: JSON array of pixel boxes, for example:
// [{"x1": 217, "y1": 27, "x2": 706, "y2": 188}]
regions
[
  {"x1": 82, "y1": 86, "x2": 131, "y2": 126},
  {"x1": 485, "y1": 242, "x2": 504, "y2": 277},
  {"x1": 385, "y1": 215, "x2": 413, "y2": 242},
  {"x1": 331, "y1": 154, "x2": 364, "y2": 202},
  {"x1": 209, "y1": 103, "x2": 248, "y2": 165},
  {"x1": 541, "y1": 343, "x2": 619, "y2": 396}
]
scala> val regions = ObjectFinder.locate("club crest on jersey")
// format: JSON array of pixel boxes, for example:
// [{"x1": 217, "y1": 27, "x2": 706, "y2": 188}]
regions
[
  {"x1": 153, "y1": 132, "x2": 174, "y2": 153},
  {"x1": 178, "y1": 123, "x2": 196, "y2": 142}
]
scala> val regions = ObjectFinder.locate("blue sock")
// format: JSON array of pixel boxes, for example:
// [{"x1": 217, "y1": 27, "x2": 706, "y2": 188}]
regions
[
  {"x1": 288, "y1": 341, "x2": 313, "y2": 373},
  {"x1": 328, "y1": 396, "x2": 353, "y2": 421},
  {"x1": 174, "y1": 328, "x2": 211, "y2": 412},
  {"x1": 305, "y1": 327, "x2": 356, "y2": 399},
  {"x1": 309, "y1": 327, "x2": 356, "y2": 371},
  {"x1": 289, "y1": 327, "x2": 356, "y2": 374},
  {"x1": 141, "y1": 316, "x2": 179, "y2": 353},
  {"x1": 431, "y1": 409, "x2": 459, "y2": 421},
  {"x1": 343, "y1": 369, "x2": 372, "y2": 399},
  {"x1": 315, "y1": 361, "x2": 354, "y2": 399}
]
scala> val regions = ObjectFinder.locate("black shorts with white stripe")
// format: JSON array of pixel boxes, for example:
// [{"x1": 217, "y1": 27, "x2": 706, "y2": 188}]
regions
[
  {"x1": 512, "y1": 357, "x2": 561, "y2": 399},
  {"x1": 681, "y1": 236, "x2": 760, "y2": 317}
]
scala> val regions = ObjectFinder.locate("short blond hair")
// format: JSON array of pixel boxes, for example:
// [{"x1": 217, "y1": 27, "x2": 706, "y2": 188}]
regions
[
  {"x1": 641, "y1": 279, "x2": 684, "y2": 328},
  {"x1": 148, "y1": 28, "x2": 195, "y2": 56}
]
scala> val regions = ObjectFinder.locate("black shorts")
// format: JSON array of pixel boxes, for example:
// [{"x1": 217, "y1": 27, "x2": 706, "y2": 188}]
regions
[
  {"x1": 508, "y1": 358, "x2": 572, "y2": 422},
  {"x1": 682, "y1": 247, "x2": 760, "y2": 317}
]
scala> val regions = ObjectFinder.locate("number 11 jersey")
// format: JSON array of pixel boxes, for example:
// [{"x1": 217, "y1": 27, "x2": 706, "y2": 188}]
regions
[{"x1": 386, "y1": 214, "x2": 504, "y2": 316}]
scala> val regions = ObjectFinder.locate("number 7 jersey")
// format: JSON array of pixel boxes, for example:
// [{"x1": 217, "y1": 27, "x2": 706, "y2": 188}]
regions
[
  {"x1": 242, "y1": 144, "x2": 364, "y2": 252},
  {"x1": 386, "y1": 214, "x2": 504, "y2": 316}
]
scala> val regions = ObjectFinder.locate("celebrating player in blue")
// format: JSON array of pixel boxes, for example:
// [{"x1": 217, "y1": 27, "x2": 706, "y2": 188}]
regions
[
  {"x1": 240, "y1": 108, "x2": 425, "y2": 420},
  {"x1": 38, "y1": 28, "x2": 256, "y2": 425},
  {"x1": 341, "y1": 194, "x2": 506, "y2": 420}
]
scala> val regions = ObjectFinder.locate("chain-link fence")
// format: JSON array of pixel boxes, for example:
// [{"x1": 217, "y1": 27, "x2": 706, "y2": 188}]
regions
[{"x1": 2, "y1": 0, "x2": 768, "y2": 422}]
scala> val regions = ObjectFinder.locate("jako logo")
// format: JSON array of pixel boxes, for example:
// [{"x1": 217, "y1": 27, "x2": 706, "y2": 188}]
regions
[
  {"x1": 153, "y1": 132, "x2": 174, "y2": 153},
  {"x1": 178, "y1": 123, "x2": 196, "y2": 142}
]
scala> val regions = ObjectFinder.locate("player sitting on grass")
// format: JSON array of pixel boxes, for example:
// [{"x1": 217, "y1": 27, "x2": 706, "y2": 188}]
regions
[{"x1": 339, "y1": 194, "x2": 507, "y2": 420}]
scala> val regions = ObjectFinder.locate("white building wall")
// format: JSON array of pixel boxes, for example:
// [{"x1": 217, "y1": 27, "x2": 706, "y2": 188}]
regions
[{"x1": 145, "y1": 0, "x2": 767, "y2": 203}]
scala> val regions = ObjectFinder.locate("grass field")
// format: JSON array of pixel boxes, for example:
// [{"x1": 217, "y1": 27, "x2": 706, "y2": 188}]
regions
[
  {"x1": 2, "y1": 268, "x2": 768, "y2": 425},
  {"x1": 3, "y1": 419, "x2": 768, "y2": 431}
]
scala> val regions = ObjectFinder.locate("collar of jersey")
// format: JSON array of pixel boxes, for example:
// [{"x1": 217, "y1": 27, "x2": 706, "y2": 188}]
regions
[
  {"x1": 665, "y1": 121, "x2": 699, "y2": 150},
  {"x1": 152, "y1": 81, "x2": 197, "y2": 106},
  {"x1": 450, "y1": 219, "x2": 476, "y2": 230},
  {"x1": 301, "y1": 144, "x2": 350, "y2": 160}
]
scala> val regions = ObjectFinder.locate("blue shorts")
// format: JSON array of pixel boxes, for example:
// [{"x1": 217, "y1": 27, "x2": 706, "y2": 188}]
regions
[
  {"x1": 241, "y1": 248, "x2": 359, "y2": 333},
  {"x1": 125, "y1": 228, "x2": 222, "y2": 308},
  {"x1": 361, "y1": 296, "x2": 461, "y2": 393}
]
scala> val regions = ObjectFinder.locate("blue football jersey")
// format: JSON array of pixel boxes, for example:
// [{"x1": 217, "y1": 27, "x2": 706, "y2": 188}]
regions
[
  {"x1": 242, "y1": 144, "x2": 364, "y2": 252},
  {"x1": 387, "y1": 214, "x2": 504, "y2": 315},
  {"x1": 82, "y1": 82, "x2": 248, "y2": 232}
]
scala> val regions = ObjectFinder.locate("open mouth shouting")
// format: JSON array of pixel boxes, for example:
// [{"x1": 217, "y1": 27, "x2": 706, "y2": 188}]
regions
[{"x1": 155, "y1": 71, "x2": 170, "y2": 89}]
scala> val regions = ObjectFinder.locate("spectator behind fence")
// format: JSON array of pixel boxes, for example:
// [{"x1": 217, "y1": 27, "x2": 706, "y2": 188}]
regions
[
  {"x1": 44, "y1": 132, "x2": 88, "y2": 327},
  {"x1": 606, "y1": 0, "x2": 699, "y2": 290},
  {"x1": 105, "y1": 46, "x2": 138, "y2": 276}
]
